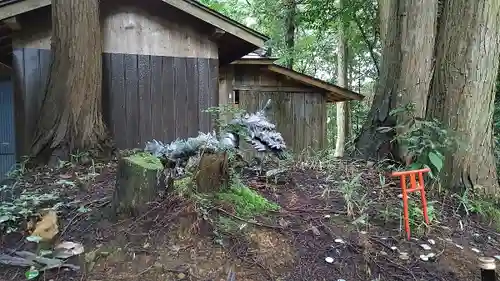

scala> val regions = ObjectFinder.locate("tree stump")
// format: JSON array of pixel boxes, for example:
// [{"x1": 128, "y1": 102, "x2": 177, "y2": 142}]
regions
[
  {"x1": 194, "y1": 152, "x2": 229, "y2": 193},
  {"x1": 112, "y1": 153, "x2": 165, "y2": 216}
]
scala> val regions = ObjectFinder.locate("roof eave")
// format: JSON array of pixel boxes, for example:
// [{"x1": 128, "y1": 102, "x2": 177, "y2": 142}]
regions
[
  {"x1": 0, "y1": 0, "x2": 49, "y2": 20},
  {"x1": 266, "y1": 64, "x2": 365, "y2": 102},
  {"x1": 162, "y1": 0, "x2": 268, "y2": 47}
]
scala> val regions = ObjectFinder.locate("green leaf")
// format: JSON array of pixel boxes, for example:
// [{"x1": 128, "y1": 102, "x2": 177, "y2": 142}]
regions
[
  {"x1": 428, "y1": 151, "x2": 443, "y2": 172},
  {"x1": 26, "y1": 235, "x2": 43, "y2": 243},
  {"x1": 25, "y1": 268, "x2": 39, "y2": 280},
  {"x1": 0, "y1": 215, "x2": 10, "y2": 223},
  {"x1": 39, "y1": 250, "x2": 53, "y2": 256},
  {"x1": 408, "y1": 162, "x2": 422, "y2": 170},
  {"x1": 77, "y1": 205, "x2": 91, "y2": 213}
]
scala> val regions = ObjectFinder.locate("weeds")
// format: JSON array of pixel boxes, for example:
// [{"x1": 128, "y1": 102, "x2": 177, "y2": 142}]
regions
[
  {"x1": 0, "y1": 184, "x2": 60, "y2": 233},
  {"x1": 453, "y1": 187, "x2": 500, "y2": 229}
]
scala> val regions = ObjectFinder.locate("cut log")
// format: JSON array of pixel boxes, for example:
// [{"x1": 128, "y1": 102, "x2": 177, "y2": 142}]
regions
[
  {"x1": 112, "y1": 153, "x2": 165, "y2": 216},
  {"x1": 194, "y1": 152, "x2": 229, "y2": 193}
]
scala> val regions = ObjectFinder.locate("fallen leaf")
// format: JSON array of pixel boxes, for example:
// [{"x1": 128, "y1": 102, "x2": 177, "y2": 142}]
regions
[
  {"x1": 25, "y1": 268, "x2": 39, "y2": 280},
  {"x1": 0, "y1": 254, "x2": 34, "y2": 267},
  {"x1": 31, "y1": 210, "x2": 59, "y2": 242},
  {"x1": 53, "y1": 241, "x2": 84, "y2": 259}
]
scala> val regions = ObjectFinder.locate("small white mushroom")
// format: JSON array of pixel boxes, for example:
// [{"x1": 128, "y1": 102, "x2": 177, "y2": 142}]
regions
[
  {"x1": 399, "y1": 252, "x2": 410, "y2": 260},
  {"x1": 390, "y1": 246, "x2": 398, "y2": 251},
  {"x1": 325, "y1": 257, "x2": 334, "y2": 263},
  {"x1": 420, "y1": 254, "x2": 429, "y2": 261},
  {"x1": 420, "y1": 244, "x2": 432, "y2": 251}
]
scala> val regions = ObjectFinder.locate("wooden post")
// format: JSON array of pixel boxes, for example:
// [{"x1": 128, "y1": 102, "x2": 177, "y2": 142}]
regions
[{"x1": 478, "y1": 257, "x2": 496, "y2": 281}]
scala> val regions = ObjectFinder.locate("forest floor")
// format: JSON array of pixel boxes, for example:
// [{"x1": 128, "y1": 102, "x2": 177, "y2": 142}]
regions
[{"x1": 1, "y1": 155, "x2": 500, "y2": 281}]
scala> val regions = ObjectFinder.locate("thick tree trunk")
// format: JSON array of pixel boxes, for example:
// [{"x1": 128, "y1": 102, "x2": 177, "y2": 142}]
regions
[
  {"x1": 31, "y1": 0, "x2": 106, "y2": 161},
  {"x1": 354, "y1": 0, "x2": 437, "y2": 160},
  {"x1": 284, "y1": 0, "x2": 296, "y2": 69},
  {"x1": 334, "y1": 0, "x2": 351, "y2": 157},
  {"x1": 426, "y1": 0, "x2": 500, "y2": 194}
]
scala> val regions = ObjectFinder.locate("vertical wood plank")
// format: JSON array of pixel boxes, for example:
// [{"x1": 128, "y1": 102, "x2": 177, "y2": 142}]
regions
[
  {"x1": 174, "y1": 57, "x2": 188, "y2": 139},
  {"x1": 12, "y1": 48, "x2": 25, "y2": 156},
  {"x1": 124, "y1": 54, "x2": 139, "y2": 148},
  {"x1": 22, "y1": 49, "x2": 40, "y2": 149},
  {"x1": 186, "y1": 58, "x2": 199, "y2": 137},
  {"x1": 138, "y1": 54, "x2": 152, "y2": 145},
  {"x1": 208, "y1": 58, "x2": 219, "y2": 130},
  {"x1": 161, "y1": 56, "x2": 175, "y2": 141},
  {"x1": 303, "y1": 94, "x2": 313, "y2": 151},
  {"x1": 101, "y1": 53, "x2": 112, "y2": 129},
  {"x1": 150, "y1": 55, "x2": 163, "y2": 140},
  {"x1": 320, "y1": 94, "x2": 328, "y2": 149},
  {"x1": 292, "y1": 93, "x2": 306, "y2": 154},
  {"x1": 25, "y1": 49, "x2": 42, "y2": 150},
  {"x1": 281, "y1": 92, "x2": 293, "y2": 151},
  {"x1": 110, "y1": 53, "x2": 126, "y2": 149},
  {"x1": 197, "y1": 58, "x2": 210, "y2": 132}
]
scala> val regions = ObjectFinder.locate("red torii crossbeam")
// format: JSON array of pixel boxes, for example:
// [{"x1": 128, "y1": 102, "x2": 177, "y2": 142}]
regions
[{"x1": 391, "y1": 167, "x2": 431, "y2": 240}]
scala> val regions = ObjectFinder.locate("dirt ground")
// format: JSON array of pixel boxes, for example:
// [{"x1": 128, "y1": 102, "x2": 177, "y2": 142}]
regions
[{"x1": 1, "y1": 157, "x2": 499, "y2": 281}]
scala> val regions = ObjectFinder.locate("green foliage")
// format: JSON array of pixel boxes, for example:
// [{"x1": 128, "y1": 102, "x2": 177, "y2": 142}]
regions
[
  {"x1": 216, "y1": 174, "x2": 279, "y2": 218},
  {"x1": 384, "y1": 103, "x2": 458, "y2": 180},
  {"x1": 0, "y1": 185, "x2": 60, "y2": 233},
  {"x1": 454, "y1": 187, "x2": 500, "y2": 229},
  {"x1": 407, "y1": 199, "x2": 437, "y2": 233}
]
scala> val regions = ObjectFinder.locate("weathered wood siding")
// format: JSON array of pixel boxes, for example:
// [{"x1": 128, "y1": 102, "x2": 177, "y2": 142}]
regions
[
  {"x1": 11, "y1": 2, "x2": 219, "y2": 154},
  {"x1": 220, "y1": 65, "x2": 328, "y2": 153}
]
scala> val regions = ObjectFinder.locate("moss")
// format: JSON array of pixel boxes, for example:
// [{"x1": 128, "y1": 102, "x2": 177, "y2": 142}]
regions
[
  {"x1": 216, "y1": 177, "x2": 279, "y2": 218},
  {"x1": 173, "y1": 176, "x2": 194, "y2": 195},
  {"x1": 125, "y1": 152, "x2": 163, "y2": 170}
]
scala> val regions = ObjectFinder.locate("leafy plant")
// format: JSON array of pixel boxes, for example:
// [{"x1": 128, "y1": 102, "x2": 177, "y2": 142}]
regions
[
  {"x1": 0, "y1": 185, "x2": 60, "y2": 233},
  {"x1": 380, "y1": 103, "x2": 458, "y2": 181}
]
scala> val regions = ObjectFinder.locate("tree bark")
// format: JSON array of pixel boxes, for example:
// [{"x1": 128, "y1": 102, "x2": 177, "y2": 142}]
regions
[
  {"x1": 112, "y1": 153, "x2": 165, "y2": 217},
  {"x1": 31, "y1": 0, "x2": 106, "y2": 161},
  {"x1": 283, "y1": 0, "x2": 296, "y2": 69},
  {"x1": 354, "y1": 0, "x2": 437, "y2": 160},
  {"x1": 426, "y1": 0, "x2": 500, "y2": 194},
  {"x1": 334, "y1": 0, "x2": 351, "y2": 157}
]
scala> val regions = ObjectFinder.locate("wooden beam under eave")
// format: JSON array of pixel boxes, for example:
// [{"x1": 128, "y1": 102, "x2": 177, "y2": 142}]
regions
[
  {"x1": 3, "y1": 17, "x2": 21, "y2": 30},
  {"x1": 0, "y1": 0, "x2": 50, "y2": 21}
]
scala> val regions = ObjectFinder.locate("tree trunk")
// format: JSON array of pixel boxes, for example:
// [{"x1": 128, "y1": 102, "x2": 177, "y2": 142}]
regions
[
  {"x1": 426, "y1": 0, "x2": 500, "y2": 194},
  {"x1": 284, "y1": 0, "x2": 296, "y2": 69},
  {"x1": 334, "y1": 0, "x2": 351, "y2": 157},
  {"x1": 31, "y1": 0, "x2": 106, "y2": 162},
  {"x1": 354, "y1": 0, "x2": 437, "y2": 160},
  {"x1": 112, "y1": 153, "x2": 165, "y2": 217}
]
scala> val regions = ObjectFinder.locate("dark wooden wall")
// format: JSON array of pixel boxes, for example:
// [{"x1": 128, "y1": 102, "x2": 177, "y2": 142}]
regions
[
  {"x1": 239, "y1": 91, "x2": 327, "y2": 153},
  {"x1": 220, "y1": 64, "x2": 328, "y2": 153},
  {"x1": 11, "y1": 48, "x2": 51, "y2": 156},
  {"x1": 102, "y1": 54, "x2": 218, "y2": 149},
  {"x1": 11, "y1": 50, "x2": 219, "y2": 153},
  {"x1": 11, "y1": 3, "x2": 220, "y2": 155}
]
